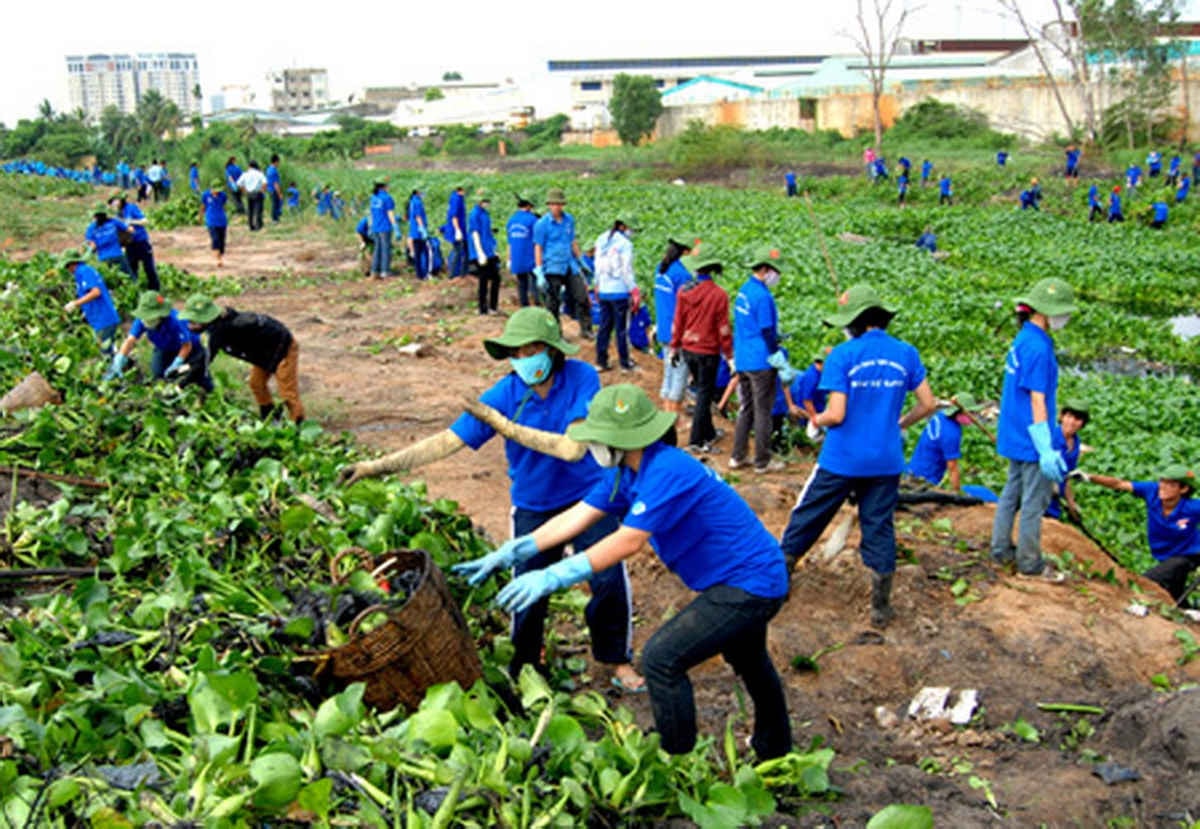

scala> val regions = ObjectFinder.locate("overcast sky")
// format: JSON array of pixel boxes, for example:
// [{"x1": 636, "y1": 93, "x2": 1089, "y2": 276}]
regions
[{"x1": 3, "y1": 0, "x2": 1183, "y2": 125}]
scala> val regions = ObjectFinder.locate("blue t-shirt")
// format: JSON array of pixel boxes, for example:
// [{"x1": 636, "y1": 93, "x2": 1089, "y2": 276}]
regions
[
  {"x1": 202, "y1": 191, "x2": 228, "y2": 228},
  {"x1": 286, "y1": 186, "x2": 300, "y2": 207},
  {"x1": 450, "y1": 360, "x2": 604, "y2": 511},
  {"x1": 583, "y1": 442, "x2": 788, "y2": 598},
  {"x1": 1127, "y1": 166, "x2": 1142, "y2": 185},
  {"x1": 997, "y1": 151, "x2": 1009, "y2": 165},
  {"x1": 85, "y1": 218, "x2": 130, "y2": 261},
  {"x1": 791, "y1": 363, "x2": 826, "y2": 413},
  {"x1": 407, "y1": 194, "x2": 426, "y2": 239},
  {"x1": 1153, "y1": 202, "x2": 1169, "y2": 222},
  {"x1": 1066, "y1": 149, "x2": 1080, "y2": 168},
  {"x1": 653, "y1": 259, "x2": 692, "y2": 344},
  {"x1": 73, "y1": 264, "x2": 119, "y2": 331},
  {"x1": 356, "y1": 216, "x2": 369, "y2": 237},
  {"x1": 915, "y1": 232, "x2": 937, "y2": 253},
  {"x1": 784, "y1": 172, "x2": 796, "y2": 187},
  {"x1": 118, "y1": 202, "x2": 150, "y2": 244},
  {"x1": 468, "y1": 204, "x2": 496, "y2": 258},
  {"x1": 1179, "y1": 179, "x2": 1191, "y2": 202},
  {"x1": 447, "y1": 191, "x2": 466, "y2": 235},
  {"x1": 189, "y1": 165, "x2": 199, "y2": 191},
  {"x1": 532, "y1": 212, "x2": 576, "y2": 274},
  {"x1": 1109, "y1": 193, "x2": 1123, "y2": 216},
  {"x1": 265, "y1": 164, "x2": 281, "y2": 190},
  {"x1": 1088, "y1": 185, "x2": 1100, "y2": 207},
  {"x1": 225, "y1": 163, "x2": 242, "y2": 188},
  {"x1": 130, "y1": 309, "x2": 201, "y2": 354},
  {"x1": 1045, "y1": 425, "x2": 1082, "y2": 518},
  {"x1": 905, "y1": 412, "x2": 963, "y2": 485},
  {"x1": 922, "y1": 160, "x2": 933, "y2": 180},
  {"x1": 997, "y1": 321, "x2": 1058, "y2": 463},
  {"x1": 733, "y1": 277, "x2": 778, "y2": 372},
  {"x1": 818, "y1": 329, "x2": 926, "y2": 477},
  {"x1": 939, "y1": 177, "x2": 952, "y2": 195},
  {"x1": 369, "y1": 191, "x2": 395, "y2": 234},
  {"x1": 1131, "y1": 482, "x2": 1200, "y2": 561},
  {"x1": 506, "y1": 210, "x2": 537, "y2": 273}
]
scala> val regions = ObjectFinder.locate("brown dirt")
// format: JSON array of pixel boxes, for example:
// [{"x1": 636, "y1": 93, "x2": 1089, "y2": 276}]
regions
[{"x1": 15, "y1": 200, "x2": 1200, "y2": 826}]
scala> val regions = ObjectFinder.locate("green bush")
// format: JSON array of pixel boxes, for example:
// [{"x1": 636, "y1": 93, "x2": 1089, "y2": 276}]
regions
[{"x1": 886, "y1": 99, "x2": 1014, "y2": 149}]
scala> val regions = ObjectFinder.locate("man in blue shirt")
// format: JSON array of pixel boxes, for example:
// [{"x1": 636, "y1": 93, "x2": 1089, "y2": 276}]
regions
[
  {"x1": 780, "y1": 285, "x2": 936, "y2": 627},
  {"x1": 83, "y1": 204, "x2": 132, "y2": 278},
  {"x1": 446, "y1": 185, "x2": 468, "y2": 277},
  {"x1": 1150, "y1": 201, "x2": 1169, "y2": 229},
  {"x1": 1064, "y1": 145, "x2": 1081, "y2": 178},
  {"x1": 785, "y1": 171, "x2": 797, "y2": 197},
  {"x1": 201, "y1": 180, "x2": 229, "y2": 269},
  {"x1": 1045, "y1": 401, "x2": 1088, "y2": 522},
  {"x1": 1126, "y1": 163, "x2": 1142, "y2": 193},
  {"x1": 189, "y1": 162, "x2": 200, "y2": 194},
  {"x1": 61, "y1": 251, "x2": 120, "y2": 355},
  {"x1": 1087, "y1": 184, "x2": 1102, "y2": 221},
  {"x1": 368, "y1": 179, "x2": 397, "y2": 278},
  {"x1": 897, "y1": 172, "x2": 909, "y2": 207},
  {"x1": 991, "y1": 277, "x2": 1078, "y2": 581},
  {"x1": 731, "y1": 246, "x2": 797, "y2": 474},
  {"x1": 468, "y1": 190, "x2": 500, "y2": 315},
  {"x1": 1108, "y1": 186, "x2": 1124, "y2": 222},
  {"x1": 225, "y1": 157, "x2": 245, "y2": 215},
  {"x1": 341, "y1": 308, "x2": 640, "y2": 690},
  {"x1": 455, "y1": 383, "x2": 792, "y2": 759},
  {"x1": 921, "y1": 159, "x2": 933, "y2": 186},
  {"x1": 286, "y1": 183, "x2": 301, "y2": 212},
  {"x1": 1147, "y1": 150, "x2": 1162, "y2": 178},
  {"x1": 915, "y1": 225, "x2": 938, "y2": 254},
  {"x1": 105, "y1": 291, "x2": 212, "y2": 391},
  {"x1": 407, "y1": 187, "x2": 430, "y2": 279},
  {"x1": 1167, "y1": 154, "x2": 1182, "y2": 187},
  {"x1": 506, "y1": 196, "x2": 538, "y2": 307},
  {"x1": 653, "y1": 235, "x2": 696, "y2": 415},
  {"x1": 938, "y1": 174, "x2": 953, "y2": 205},
  {"x1": 1073, "y1": 464, "x2": 1200, "y2": 599},
  {"x1": 1178, "y1": 174, "x2": 1192, "y2": 204},
  {"x1": 108, "y1": 193, "x2": 159, "y2": 291},
  {"x1": 997, "y1": 150, "x2": 1009, "y2": 166},
  {"x1": 532, "y1": 188, "x2": 592, "y2": 338},
  {"x1": 786, "y1": 352, "x2": 827, "y2": 439},
  {"x1": 905, "y1": 392, "x2": 983, "y2": 491},
  {"x1": 266, "y1": 155, "x2": 283, "y2": 223}
]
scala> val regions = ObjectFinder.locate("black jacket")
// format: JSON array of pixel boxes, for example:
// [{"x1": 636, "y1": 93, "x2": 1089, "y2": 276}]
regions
[{"x1": 207, "y1": 308, "x2": 294, "y2": 372}]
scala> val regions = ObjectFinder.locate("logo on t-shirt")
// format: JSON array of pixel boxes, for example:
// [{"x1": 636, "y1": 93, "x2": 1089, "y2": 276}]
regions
[
  {"x1": 1178, "y1": 518, "x2": 1191, "y2": 530},
  {"x1": 631, "y1": 501, "x2": 646, "y2": 516}
]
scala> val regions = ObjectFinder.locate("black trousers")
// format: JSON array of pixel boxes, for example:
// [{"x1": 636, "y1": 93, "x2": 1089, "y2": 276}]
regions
[
  {"x1": 476, "y1": 257, "x2": 500, "y2": 313},
  {"x1": 125, "y1": 239, "x2": 160, "y2": 291},
  {"x1": 1144, "y1": 556, "x2": 1200, "y2": 601},
  {"x1": 683, "y1": 351, "x2": 720, "y2": 445},
  {"x1": 246, "y1": 193, "x2": 265, "y2": 231}
]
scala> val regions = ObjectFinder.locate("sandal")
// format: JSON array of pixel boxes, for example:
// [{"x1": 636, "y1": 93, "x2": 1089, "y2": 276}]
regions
[{"x1": 611, "y1": 675, "x2": 648, "y2": 694}]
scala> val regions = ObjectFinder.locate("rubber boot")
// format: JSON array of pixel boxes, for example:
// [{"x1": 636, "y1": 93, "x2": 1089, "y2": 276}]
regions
[
  {"x1": 259, "y1": 403, "x2": 275, "y2": 420},
  {"x1": 870, "y1": 572, "x2": 895, "y2": 628}
]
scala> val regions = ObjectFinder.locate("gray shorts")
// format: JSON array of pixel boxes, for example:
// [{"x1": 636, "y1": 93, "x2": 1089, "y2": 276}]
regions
[{"x1": 659, "y1": 353, "x2": 689, "y2": 402}]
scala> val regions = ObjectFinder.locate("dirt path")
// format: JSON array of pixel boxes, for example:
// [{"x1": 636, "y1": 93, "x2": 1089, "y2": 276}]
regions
[{"x1": 23, "y1": 205, "x2": 1200, "y2": 825}]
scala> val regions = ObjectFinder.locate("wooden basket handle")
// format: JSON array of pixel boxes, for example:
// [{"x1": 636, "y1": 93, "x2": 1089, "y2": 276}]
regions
[
  {"x1": 330, "y1": 547, "x2": 373, "y2": 584},
  {"x1": 347, "y1": 604, "x2": 391, "y2": 637}
]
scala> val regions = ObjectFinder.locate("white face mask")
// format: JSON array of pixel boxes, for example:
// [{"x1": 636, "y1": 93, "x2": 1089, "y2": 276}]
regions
[
  {"x1": 1049, "y1": 314, "x2": 1071, "y2": 331},
  {"x1": 587, "y1": 444, "x2": 625, "y2": 468},
  {"x1": 843, "y1": 327, "x2": 855, "y2": 340},
  {"x1": 763, "y1": 269, "x2": 781, "y2": 288}
]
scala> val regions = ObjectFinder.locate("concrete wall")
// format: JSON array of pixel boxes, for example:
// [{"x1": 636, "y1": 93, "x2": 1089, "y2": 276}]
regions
[{"x1": 657, "y1": 99, "x2": 814, "y2": 137}]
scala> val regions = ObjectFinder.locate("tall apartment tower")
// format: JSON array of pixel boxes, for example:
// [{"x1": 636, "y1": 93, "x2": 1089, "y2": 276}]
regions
[
  {"x1": 65, "y1": 53, "x2": 202, "y2": 118},
  {"x1": 269, "y1": 68, "x2": 330, "y2": 113}
]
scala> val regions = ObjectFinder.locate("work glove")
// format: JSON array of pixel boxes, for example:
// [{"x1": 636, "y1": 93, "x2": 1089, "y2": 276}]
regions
[
  {"x1": 496, "y1": 552, "x2": 594, "y2": 614},
  {"x1": 805, "y1": 420, "x2": 823, "y2": 441},
  {"x1": 477, "y1": 252, "x2": 488, "y2": 267},
  {"x1": 164, "y1": 356, "x2": 188, "y2": 379},
  {"x1": 1028, "y1": 421, "x2": 1067, "y2": 484},
  {"x1": 668, "y1": 349, "x2": 681, "y2": 368},
  {"x1": 103, "y1": 352, "x2": 129, "y2": 381},
  {"x1": 454, "y1": 228, "x2": 463, "y2": 242},
  {"x1": 630, "y1": 287, "x2": 641, "y2": 311},
  {"x1": 533, "y1": 265, "x2": 547, "y2": 293},
  {"x1": 451, "y1": 535, "x2": 540, "y2": 587},
  {"x1": 766, "y1": 351, "x2": 798, "y2": 385},
  {"x1": 62, "y1": 300, "x2": 76, "y2": 314},
  {"x1": 1067, "y1": 469, "x2": 1091, "y2": 483},
  {"x1": 573, "y1": 257, "x2": 592, "y2": 278},
  {"x1": 418, "y1": 227, "x2": 428, "y2": 241}
]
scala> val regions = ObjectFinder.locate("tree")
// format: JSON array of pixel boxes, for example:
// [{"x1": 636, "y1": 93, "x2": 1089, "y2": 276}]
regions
[
  {"x1": 137, "y1": 89, "x2": 182, "y2": 147},
  {"x1": 997, "y1": 0, "x2": 1081, "y2": 139},
  {"x1": 37, "y1": 99, "x2": 54, "y2": 120},
  {"x1": 608, "y1": 74, "x2": 663, "y2": 146},
  {"x1": 442, "y1": 71, "x2": 463, "y2": 82},
  {"x1": 424, "y1": 87, "x2": 445, "y2": 102},
  {"x1": 849, "y1": 0, "x2": 913, "y2": 149}
]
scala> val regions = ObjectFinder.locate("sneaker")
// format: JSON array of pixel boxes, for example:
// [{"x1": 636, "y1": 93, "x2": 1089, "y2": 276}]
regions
[
  {"x1": 728, "y1": 457, "x2": 747, "y2": 470},
  {"x1": 596, "y1": 363, "x2": 613, "y2": 373},
  {"x1": 1016, "y1": 565, "x2": 1067, "y2": 583},
  {"x1": 620, "y1": 363, "x2": 639, "y2": 373},
  {"x1": 686, "y1": 442, "x2": 720, "y2": 456},
  {"x1": 712, "y1": 428, "x2": 726, "y2": 441},
  {"x1": 754, "y1": 459, "x2": 787, "y2": 474}
]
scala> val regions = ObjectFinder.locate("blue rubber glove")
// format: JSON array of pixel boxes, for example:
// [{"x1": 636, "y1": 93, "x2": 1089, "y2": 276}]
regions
[
  {"x1": 533, "y1": 265, "x2": 547, "y2": 293},
  {"x1": 572, "y1": 257, "x2": 592, "y2": 278},
  {"x1": 766, "y1": 351, "x2": 798, "y2": 385},
  {"x1": 496, "y1": 553, "x2": 594, "y2": 614},
  {"x1": 164, "y1": 356, "x2": 187, "y2": 378},
  {"x1": 103, "y1": 352, "x2": 129, "y2": 380},
  {"x1": 451, "y1": 535, "x2": 539, "y2": 587},
  {"x1": 1028, "y1": 421, "x2": 1066, "y2": 483}
]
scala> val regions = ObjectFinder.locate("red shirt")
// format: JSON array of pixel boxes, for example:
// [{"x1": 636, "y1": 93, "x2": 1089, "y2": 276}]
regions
[{"x1": 670, "y1": 278, "x2": 732, "y2": 358}]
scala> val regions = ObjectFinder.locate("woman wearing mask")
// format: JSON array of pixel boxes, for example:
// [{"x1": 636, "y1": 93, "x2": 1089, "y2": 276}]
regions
[
  {"x1": 653, "y1": 235, "x2": 695, "y2": 414},
  {"x1": 339, "y1": 308, "x2": 642, "y2": 690},
  {"x1": 592, "y1": 220, "x2": 639, "y2": 372}
]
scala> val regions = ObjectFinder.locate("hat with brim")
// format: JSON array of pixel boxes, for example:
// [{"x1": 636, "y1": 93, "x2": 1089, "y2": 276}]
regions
[
  {"x1": 950, "y1": 392, "x2": 984, "y2": 412},
  {"x1": 483, "y1": 307, "x2": 579, "y2": 360},
  {"x1": 1159, "y1": 464, "x2": 1196, "y2": 486},
  {"x1": 134, "y1": 291, "x2": 173, "y2": 323},
  {"x1": 823, "y1": 284, "x2": 899, "y2": 328},
  {"x1": 92, "y1": 203, "x2": 108, "y2": 215},
  {"x1": 1015, "y1": 278, "x2": 1078, "y2": 317},
  {"x1": 669, "y1": 234, "x2": 699, "y2": 252},
  {"x1": 813, "y1": 351, "x2": 829, "y2": 364},
  {"x1": 373, "y1": 178, "x2": 389, "y2": 187},
  {"x1": 1061, "y1": 399, "x2": 1090, "y2": 419},
  {"x1": 567, "y1": 384, "x2": 677, "y2": 450},
  {"x1": 58, "y1": 248, "x2": 86, "y2": 269},
  {"x1": 180, "y1": 294, "x2": 221, "y2": 324},
  {"x1": 681, "y1": 251, "x2": 723, "y2": 274},
  {"x1": 210, "y1": 179, "x2": 224, "y2": 189},
  {"x1": 746, "y1": 244, "x2": 785, "y2": 272},
  {"x1": 516, "y1": 194, "x2": 534, "y2": 208},
  {"x1": 545, "y1": 188, "x2": 567, "y2": 205}
]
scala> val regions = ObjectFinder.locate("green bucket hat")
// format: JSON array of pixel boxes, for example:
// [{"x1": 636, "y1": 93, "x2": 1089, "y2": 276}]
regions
[
  {"x1": 92, "y1": 202, "x2": 108, "y2": 215},
  {"x1": 180, "y1": 294, "x2": 221, "y2": 324},
  {"x1": 373, "y1": 178, "x2": 389, "y2": 187},
  {"x1": 813, "y1": 350, "x2": 829, "y2": 364},
  {"x1": 1159, "y1": 464, "x2": 1196, "y2": 486},
  {"x1": 1015, "y1": 278, "x2": 1078, "y2": 316},
  {"x1": 823, "y1": 284, "x2": 899, "y2": 328},
  {"x1": 681, "y1": 250, "x2": 723, "y2": 274},
  {"x1": 1061, "y1": 399, "x2": 1091, "y2": 422},
  {"x1": 669, "y1": 233, "x2": 700, "y2": 252},
  {"x1": 210, "y1": 179, "x2": 224, "y2": 189},
  {"x1": 950, "y1": 392, "x2": 984, "y2": 412},
  {"x1": 545, "y1": 187, "x2": 567, "y2": 205},
  {"x1": 567, "y1": 384, "x2": 677, "y2": 450},
  {"x1": 746, "y1": 244, "x2": 785, "y2": 272},
  {"x1": 483, "y1": 307, "x2": 580, "y2": 360},
  {"x1": 58, "y1": 248, "x2": 87, "y2": 269},
  {"x1": 134, "y1": 291, "x2": 173, "y2": 323}
]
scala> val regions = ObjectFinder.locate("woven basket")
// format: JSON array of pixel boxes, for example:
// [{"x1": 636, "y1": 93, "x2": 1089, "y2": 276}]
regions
[
  {"x1": 313, "y1": 547, "x2": 482, "y2": 712},
  {"x1": 0, "y1": 372, "x2": 61, "y2": 415}
]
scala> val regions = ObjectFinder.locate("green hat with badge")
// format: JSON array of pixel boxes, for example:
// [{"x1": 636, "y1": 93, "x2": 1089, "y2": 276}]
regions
[
  {"x1": 210, "y1": 179, "x2": 224, "y2": 189},
  {"x1": 483, "y1": 307, "x2": 579, "y2": 360},
  {"x1": 545, "y1": 187, "x2": 567, "y2": 205},
  {"x1": 134, "y1": 290, "x2": 173, "y2": 323},
  {"x1": 567, "y1": 384, "x2": 677, "y2": 450},
  {"x1": 1159, "y1": 464, "x2": 1196, "y2": 486},
  {"x1": 746, "y1": 244, "x2": 785, "y2": 272},
  {"x1": 681, "y1": 249, "x2": 723, "y2": 274},
  {"x1": 1015, "y1": 277, "x2": 1078, "y2": 316},
  {"x1": 180, "y1": 294, "x2": 222, "y2": 325},
  {"x1": 92, "y1": 202, "x2": 108, "y2": 215},
  {"x1": 57, "y1": 248, "x2": 87, "y2": 269},
  {"x1": 669, "y1": 233, "x2": 700, "y2": 252},
  {"x1": 823, "y1": 284, "x2": 899, "y2": 327}
]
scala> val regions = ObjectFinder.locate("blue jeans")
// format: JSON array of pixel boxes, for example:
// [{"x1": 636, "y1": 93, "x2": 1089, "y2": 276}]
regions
[
  {"x1": 511, "y1": 505, "x2": 632, "y2": 676},
  {"x1": 641, "y1": 584, "x2": 790, "y2": 758},
  {"x1": 270, "y1": 192, "x2": 283, "y2": 222},
  {"x1": 371, "y1": 232, "x2": 393, "y2": 276},
  {"x1": 659, "y1": 351, "x2": 688, "y2": 402},
  {"x1": 780, "y1": 466, "x2": 900, "y2": 574},
  {"x1": 990, "y1": 459, "x2": 1054, "y2": 574},
  {"x1": 449, "y1": 239, "x2": 468, "y2": 277},
  {"x1": 515, "y1": 272, "x2": 534, "y2": 307},
  {"x1": 411, "y1": 238, "x2": 429, "y2": 279},
  {"x1": 596, "y1": 298, "x2": 630, "y2": 368}
]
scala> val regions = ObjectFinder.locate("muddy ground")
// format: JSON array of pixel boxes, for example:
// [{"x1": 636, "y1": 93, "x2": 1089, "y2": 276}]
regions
[{"x1": 15, "y1": 205, "x2": 1200, "y2": 827}]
